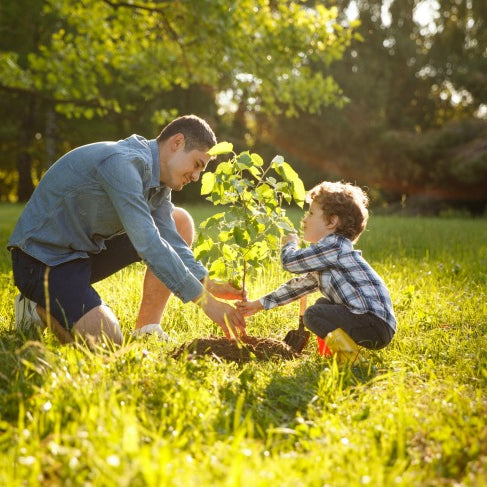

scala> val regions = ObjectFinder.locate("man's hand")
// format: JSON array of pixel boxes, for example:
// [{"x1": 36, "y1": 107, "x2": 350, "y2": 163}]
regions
[
  {"x1": 194, "y1": 291, "x2": 247, "y2": 339},
  {"x1": 283, "y1": 233, "x2": 299, "y2": 246},
  {"x1": 204, "y1": 278, "x2": 248, "y2": 301},
  {"x1": 235, "y1": 299, "x2": 263, "y2": 317}
]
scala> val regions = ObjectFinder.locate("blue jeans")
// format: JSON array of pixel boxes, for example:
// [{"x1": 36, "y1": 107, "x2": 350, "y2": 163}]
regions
[{"x1": 11, "y1": 234, "x2": 140, "y2": 330}]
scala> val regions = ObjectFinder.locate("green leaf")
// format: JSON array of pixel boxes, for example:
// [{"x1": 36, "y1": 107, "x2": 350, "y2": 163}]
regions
[
  {"x1": 276, "y1": 220, "x2": 295, "y2": 232},
  {"x1": 247, "y1": 166, "x2": 262, "y2": 178},
  {"x1": 256, "y1": 183, "x2": 274, "y2": 201},
  {"x1": 199, "y1": 212, "x2": 226, "y2": 229},
  {"x1": 250, "y1": 153, "x2": 264, "y2": 167},
  {"x1": 222, "y1": 244, "x2": 238, "y2": 261},
  {"x1": 215, "y1": 161, "x2": 234, "y2": 176},
  {"x1": 272, "y1": 155, "x2": 284, "y2": 165},
  {"x1": 201, "y1": 172, "x2": 215, "y2": 195},
  {"x1": 218, "y1": 230, "x2": 232, "y2": 242},
  {"x1": 292, "y1": 179, "x2": 306, "y2": 207},
  {"x1": 209, "y1": 258, "x2": 227, "y2": 279},
  {"x1": 193, "y1": 238, "x2": 214, "y2": 260},
  {"x1": 266, "y1": 177, "x2": 278, "y2": 188},
  {"x1": 266, "y1": 233, "x2": 280, "y2": 250},
  {"x1": 236, "y1": 152, "x2": 252, "y2": 169},
  {"x1": 233, "y1": 227, "x2": 250, "y2": 247},
  {"x1": 273, "y1": 161, "x2": 299, "y2": 183},
  {"x1": 208, "y1": 141, "x2": 233, "y2": 156},
  {"x1": 245, "y1": 241, "x2": 269, "y2": 261}
]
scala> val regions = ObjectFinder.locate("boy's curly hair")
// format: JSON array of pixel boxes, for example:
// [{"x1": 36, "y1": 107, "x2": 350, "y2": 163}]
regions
[{"x1": 307, "y1": 181, "x2": 369, "y2": 243}]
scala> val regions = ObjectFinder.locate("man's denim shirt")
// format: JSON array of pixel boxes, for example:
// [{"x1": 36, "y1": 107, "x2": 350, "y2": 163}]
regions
[{"x1": 8, "y1": 135, "x2": 207, "y2": 302}]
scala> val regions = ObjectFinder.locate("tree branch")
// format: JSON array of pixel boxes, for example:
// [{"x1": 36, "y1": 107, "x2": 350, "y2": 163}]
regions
[
  {"x1": 101, "y1": 0, "x2": 180, "y2": 43},
  {"x1": 101, "y1": 0, "x2": 192, "y2": 75},
  {"x1": 0, "y1": 82, "x2": 105, "y2": 109}
]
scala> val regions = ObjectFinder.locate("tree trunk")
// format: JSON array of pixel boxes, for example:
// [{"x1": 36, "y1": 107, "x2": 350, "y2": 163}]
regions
[{"x1": 16, "y1": 97, "x2": 36, "y2": 202}]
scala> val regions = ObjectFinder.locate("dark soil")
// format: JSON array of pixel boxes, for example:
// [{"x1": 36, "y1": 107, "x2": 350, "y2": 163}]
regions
[{"x1": 171, "y1": 335, "x2": 299, "y2": 363}]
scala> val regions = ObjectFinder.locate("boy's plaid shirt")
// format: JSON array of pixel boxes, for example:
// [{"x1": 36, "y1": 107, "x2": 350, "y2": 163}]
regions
[{"x1": 260, "y1": 233, "x2": 397, "y2": 331}]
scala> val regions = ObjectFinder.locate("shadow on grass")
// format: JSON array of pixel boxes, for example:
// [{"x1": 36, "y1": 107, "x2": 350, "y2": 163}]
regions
[
  {"x1": 213, "y1": 353, "x2": 382, "y2": 438},
  {"x1": 259, "y1": 358, "x2": 379, "y2": 424}
]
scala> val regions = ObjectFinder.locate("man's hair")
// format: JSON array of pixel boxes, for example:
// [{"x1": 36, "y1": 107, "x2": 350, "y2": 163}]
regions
[
  {"x1": 156, "y1": 114, "x2": 217, "y2": 151},
  {"x1": 307, "y1": 181, "x2": 369, "y2": 243}
]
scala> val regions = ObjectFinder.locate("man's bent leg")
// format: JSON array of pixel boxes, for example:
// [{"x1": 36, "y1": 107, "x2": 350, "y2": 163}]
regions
[
  {"x1": 37, "y1": 303, "x2": 122, "y2": 346},
  {"x1": 135, "y1": 207, "x2": 195, "y2": 330},
  {"x1": 36, "y1": 305, "x2": 75, "y2": 344},
  {"x1": 73, "y1": 305, "x2": 123, "y2": 346},
  {"x1": 11, "y1": 249, "x2": 118, "y2": 344}
]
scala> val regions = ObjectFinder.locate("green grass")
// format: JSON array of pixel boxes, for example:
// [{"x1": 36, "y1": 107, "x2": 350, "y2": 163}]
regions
[{"x1": 1, "y1": 203, "x2": 486, "y2": 486}]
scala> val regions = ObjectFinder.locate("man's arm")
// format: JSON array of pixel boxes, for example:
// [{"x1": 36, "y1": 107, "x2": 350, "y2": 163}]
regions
[
  {"x1": 98, "y1": 156, "x2": 204, "y2": 302},
  {"x1": 153, "y1": 204, "x2": 246, "y2": 300},
  {"x1": 98, "y1": 159, "x2": 246, "y2": 336},
  {"x1": 152, "y1": 201, "x2": 209, "y2": 281}
]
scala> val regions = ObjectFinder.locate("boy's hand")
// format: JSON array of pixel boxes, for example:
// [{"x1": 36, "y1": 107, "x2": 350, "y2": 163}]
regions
[
  {"x1": 236, "y1": 299, "x2": 263, "y2": 317},
  {"x1": 204, "y1": 278, "x2": 248, "y2": 301},
  {"x1": 283, "y1": 233, "x2": 299, "y2": 245}
]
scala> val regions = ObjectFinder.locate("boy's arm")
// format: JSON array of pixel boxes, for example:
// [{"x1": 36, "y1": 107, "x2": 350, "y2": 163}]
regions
[
  {"x1": 257, "y1": 273, "x2": 318, "y2": 311},
  {"x1": 236, "y1": 273, "x2": 317, "y2": 316},
  {"x1": 280, "y1": 239, "x2": 339, "y2": 274}
]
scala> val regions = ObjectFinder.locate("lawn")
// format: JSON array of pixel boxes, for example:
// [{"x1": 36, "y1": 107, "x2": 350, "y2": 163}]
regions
[{"x1": 0, "y1": 203, "x2": 486, "y2": 486}]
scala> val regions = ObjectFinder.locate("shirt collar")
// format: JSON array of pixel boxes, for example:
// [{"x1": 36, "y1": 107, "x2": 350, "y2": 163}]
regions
[
  {"x1": 149, "y1": 139, "x2": 162, "y2": 188},
  {"x1": 319, "y1": 233, "x2": 351, "y2": 246}
]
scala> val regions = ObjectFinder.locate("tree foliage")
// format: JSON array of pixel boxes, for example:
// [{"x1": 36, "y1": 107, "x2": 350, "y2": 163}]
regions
[
  {"x1": 259, "y1": 0, "x2": 487, "y2": 210},
  {"x1": 0, "y1": 0, "x2": 356, "y2": 119},
  {"x1": 1, "y1": 1, "x2": 486, "y2": 211},
  {"x1": 194, "y1": 143, "x2": 305, "y2": 293},
  {"x1": 0, "y1": 0, "x2": 357, "y2": 201}
]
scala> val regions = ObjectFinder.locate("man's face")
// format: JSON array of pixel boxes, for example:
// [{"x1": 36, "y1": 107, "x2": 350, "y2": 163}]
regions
[{"x1": 162, "y1": 136, "x2": 211, "y2": 191}]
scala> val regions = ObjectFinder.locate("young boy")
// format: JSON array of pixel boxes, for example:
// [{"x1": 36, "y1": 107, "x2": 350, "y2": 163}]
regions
[{"x1": 237, "y1": 181, "x2": 396, "y2": 350}]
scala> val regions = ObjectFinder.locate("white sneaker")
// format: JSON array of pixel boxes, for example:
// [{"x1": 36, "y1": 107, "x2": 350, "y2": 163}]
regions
[
  {"x1": 14, "y1": 294, "x2": 46, "y2": 332},
  {"x1": 132, "y1": 324, "x2": 171, "y2": 342}
]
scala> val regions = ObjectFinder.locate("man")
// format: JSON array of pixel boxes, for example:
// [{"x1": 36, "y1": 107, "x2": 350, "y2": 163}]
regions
[{"x1": 8, "y1": 115, "x2": 246, "y2": 345}]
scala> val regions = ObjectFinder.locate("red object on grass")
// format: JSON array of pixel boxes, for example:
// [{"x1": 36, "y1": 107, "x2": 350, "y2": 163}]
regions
[{"x1": 317, "y1": 336, "x2": 333, "y2": 357}]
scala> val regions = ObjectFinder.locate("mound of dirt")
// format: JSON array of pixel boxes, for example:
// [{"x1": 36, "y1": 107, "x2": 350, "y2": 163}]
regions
[{"x1": 171, "y1": 335, "x2": 299, "y2": 363}]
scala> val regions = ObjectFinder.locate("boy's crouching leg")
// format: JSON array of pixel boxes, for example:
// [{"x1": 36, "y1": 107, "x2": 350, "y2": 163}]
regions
[{"x1": 73, "y1": 305, "x2": 123, "y2": 347}]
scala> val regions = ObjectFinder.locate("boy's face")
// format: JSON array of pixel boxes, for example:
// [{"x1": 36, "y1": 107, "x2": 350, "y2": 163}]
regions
[{"x1": 302, "y1": 201, "x2": 336, "y2": 243}]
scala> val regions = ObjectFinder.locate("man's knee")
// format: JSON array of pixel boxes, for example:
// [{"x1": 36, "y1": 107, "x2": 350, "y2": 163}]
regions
[
  {"x1": 172, "y1": 207, "x2": 195, "y2": 246},
  {"x1": 72, "y1": 304, "x2": 123, "y2": 346}
]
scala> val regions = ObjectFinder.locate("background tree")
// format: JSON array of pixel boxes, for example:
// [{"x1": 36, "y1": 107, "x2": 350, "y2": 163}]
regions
[
  {"x1": 1, "y1": 0, "x2": 486, "y2": 213},
  {"x1": 0, "y1": 0, "x2": 356, "y2": 201},
  {"x1": 256, "y1": 0, "x2": 487, "y2": 213}
]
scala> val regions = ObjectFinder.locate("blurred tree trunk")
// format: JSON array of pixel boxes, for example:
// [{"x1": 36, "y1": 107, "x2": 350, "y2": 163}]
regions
[
  {"x1": 45, "y1": 108, "x2": 57, "y2": 169},
  {"x1": 16, "y1": 96, "x2": 36, "y2": 202}
]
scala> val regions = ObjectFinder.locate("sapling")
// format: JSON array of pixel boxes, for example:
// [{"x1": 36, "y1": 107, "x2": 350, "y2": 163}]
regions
[{"x1": 194, "y1": 142, "x2": 305, "y2": 296}]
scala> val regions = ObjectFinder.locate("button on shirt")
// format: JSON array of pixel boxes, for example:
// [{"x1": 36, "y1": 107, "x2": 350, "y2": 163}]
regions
[
  {"x1": 260, "y1": 234, "x2": 397, "y2": 332},
  {"x1": 8, "y1": 135, "x2": 207, "y2": 303}
]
